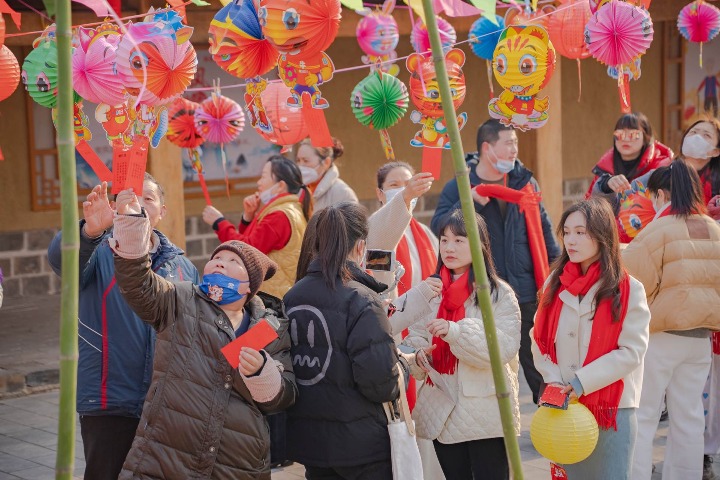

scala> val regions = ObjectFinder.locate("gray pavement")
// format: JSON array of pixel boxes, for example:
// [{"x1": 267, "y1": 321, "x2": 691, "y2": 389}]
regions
[{"x1": 0, "y1": 294, "x2": 716, "y2": 479}]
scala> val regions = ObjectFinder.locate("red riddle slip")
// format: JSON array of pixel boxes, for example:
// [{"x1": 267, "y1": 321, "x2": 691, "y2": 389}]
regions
[{"x1": 221, "y1": 319, "x2": 279, "y2": 369}]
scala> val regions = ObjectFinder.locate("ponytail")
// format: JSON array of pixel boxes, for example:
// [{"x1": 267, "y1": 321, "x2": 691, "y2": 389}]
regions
[
  {"x1": 314, "y1": 202, "x2": 368, "y2": 290},
  {"x1": 647, "y1": 161, "x2": 706, "y2": 217},
  {"x1": 268, "y1": 155, "x2": 314, "y2": 220}
]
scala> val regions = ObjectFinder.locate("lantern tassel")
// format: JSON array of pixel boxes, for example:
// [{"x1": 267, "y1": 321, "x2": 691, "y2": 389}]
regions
[
  {"x1": 486, "y1": 59, "x2": 494, "y2": 99},
  {"x1": 576, "y1": 59, "x2": 582, "y2": 103},
  {"x1": 618, "y1": 69, "x2": 631, "y2": 114},
  {"x1": 379, "y1": 129, "x2": 395, "y2": 160},
  {"x1": 218, "y1": 144, "x2": 230, "y2": 198},
  {"x1": 190, "y1": 148, "x2": 212, "y2": 205},
  {"x1": 700, "y1": 42, "x2": 703, "y2": 69}
]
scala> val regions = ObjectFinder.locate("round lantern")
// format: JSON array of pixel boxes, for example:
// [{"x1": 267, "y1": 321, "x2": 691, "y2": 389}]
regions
[
  {"x1": 678, "y1": 0, "x2": 720, "y2": 67},
  {"x1": 468, "y1": 15, "x2": 504, "y2": 60},
  {"x1": 548, "y1": 0, "x2": 591, "y2": 60},
  {"x1": 255, "y1": 81, "x2": 308, "y2": 148},
  {"x1": 351, "y1": 70, "x2": 408, "y2": 130},
  {"x1": 167, "y1": 97, "x2": 204, "y2": 149},
  {"x1": 530, "y1": 402, "x2": 599, "y2": 465},
  {"x1": 0, "y1": 15, "x2": 5, "y2": 47},
  {"x1": 0, "y1": 45, "x2": 20, "y2": 102},
  {"x1": 22, "y1": 36, "x2": 59, "y2": 108},
  {"x1": 410, "y1": 17, "x2": 456, "y2": 54},
  {"x1": 259, "y1": 0, "x2": 341, "y2": 58},
  {"x1": 72, "y1": 24, "x2": 125, "y2": 106},
  {"x1": 195, "y1": 93, "x2": 245, "y2": 145},
  {"x1": 356, "y1": 0, "x2": 399, "y2": 58},
  {"x1": 505, "y1": 5, "x2": 555, "y2": 29}
]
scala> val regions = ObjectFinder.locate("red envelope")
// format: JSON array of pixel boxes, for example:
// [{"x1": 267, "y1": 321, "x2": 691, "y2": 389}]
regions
[{"x1": 221, "y1": 319, "x2": 279, "y2": 369}]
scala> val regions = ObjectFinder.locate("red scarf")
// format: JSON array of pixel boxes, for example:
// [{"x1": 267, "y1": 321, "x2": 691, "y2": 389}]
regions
[
  {"x1": 475, "y1": 183, "x2": 550, "y2": 289},
  {"x1": 534, "y1": 261, "x2": 631, "y2": 430},
  {"x1": 396, "y1": 218, "x2": 437, "y2": 296},
  {"x1": 431, "y1": 266, "x2": 473, "y2": 377}
]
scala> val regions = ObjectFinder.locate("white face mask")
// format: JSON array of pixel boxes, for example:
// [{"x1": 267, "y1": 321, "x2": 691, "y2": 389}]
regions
[
  {"x1": 682, "y1": 134, "x2": 715, "y2": 160},
  {"x1": 259, "y1": 184, "x2": 277, "y2": 205},
  {"x1": 384, "y1": 187, "x2": 418, "y2": 212},
  {"x1": 489, "y1": 145, "x2": 515, "y2": 174},
  {"x1": 299, "y1": 165, "x2": 320, "y2": 185}
]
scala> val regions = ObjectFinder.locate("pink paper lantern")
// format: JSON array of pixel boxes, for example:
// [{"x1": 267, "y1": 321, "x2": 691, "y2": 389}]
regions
[
  {"x1": 678, "y1": 0, "x2": 720, "y2": 66},
  {"x1": 194, "y1": 93, "x2": 245, "y2": 145},
  {"x1": 410, "y1": 17, "x2": 456, "y2": 54},
  {"x1": 585, "y1": 0, "x2": 653, "y2": 67},
  {"x1": 72, "y1": 25, "x2": 126, "y2": 106},
  {"x1": 256, "y1": 82, "x2": 308, "y2": 148}
]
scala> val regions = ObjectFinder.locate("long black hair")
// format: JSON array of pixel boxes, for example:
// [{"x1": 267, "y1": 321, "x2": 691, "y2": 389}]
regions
[
  {"x1": 268, "y1": 155, "x2": 313, "y2": 220},
  {"x1": 295, "y1": 213, "x2": 320, "y2": 281},
  {"x1": 314, "y1": 202, "x2": 369, "y2": 290},
  {"x1": 647, "y1": 161, "x2": 706, "y2": 218},
  {"x1": 612, "y1": 112, "x2": 654, "y2": 178},
  {"x1": 434, "y1": 209, "x2": 498, "y2": 301}
]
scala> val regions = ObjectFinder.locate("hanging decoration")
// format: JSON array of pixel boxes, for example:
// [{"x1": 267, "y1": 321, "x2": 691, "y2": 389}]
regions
[
  {"x1": 504, "y1": 4, "x2": 555, "y2": 29},
  {"x1": 468, "y1": 14, "x2": 504, "y2": 98},
  {"x1": 677, "y1": 0, "x2": 720, "y2": 67},
  {"x1": 167, "y1": 97, "x2": 212, "y2": 205},
  {"x1": 72, "y1": 23, "x2": 125, "y2": 106},
  {"x1": 356, "y1": 0, "x2": 400, "y2": 76},
  {"x1": 194, "y1": 89, "x2": 245, "y2": 197},
  {"x1": 116, "y1": 10, "x2": 197, "y2": 106},
  {"x1": 0, "y1": 14, "x2": 5, "y2": 47},
  {"x1": 260, "y1": 0, "x2": 341, "y2": 147},
  {"x1": 0, "y1": 44, "x2": 19, "y2": 102},
  {"x1": 589, "y1": 0, "x2": 651, "y2": 15},
  {"x1": 547, "y1": 0, "x2": 591, "y2": 102},
  {"x1": 249, "y1": 80, "x2": 309, "y2": 151},
  {"x1": 22, "y1": 27, "x2": 60, "y2": 108},
  {"x1": 407, "y1": 48, "x2": 467, "y2": 178},
  {"x1": 617, "y1": 181, "x2": 655, "y2": 238},
  {"x1": 208, "y1": 0, "x2": 279, "y2": 79},
  {"x1": 585, "y1": 0, "x2": 653, "y2": 113},
  {"x1": 350, "y1": 69, "x2": 409, "y2": 160},
  {"x1": 530, "y1": 402, "x2": 599, "y2": 465},
  {"x1": 410, "y1": 16, "x2": 456, "y2": 54},
  {"x1": 488, "y1": 25, "x2": 556, "y2": 131}
]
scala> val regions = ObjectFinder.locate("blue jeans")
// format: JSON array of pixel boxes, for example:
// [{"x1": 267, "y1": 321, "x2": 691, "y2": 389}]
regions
[{"x1": 564, "y1": 408, "x2": 637, "y2": 480}]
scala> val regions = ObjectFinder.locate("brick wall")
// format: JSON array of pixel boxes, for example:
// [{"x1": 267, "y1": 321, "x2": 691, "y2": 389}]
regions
[{"x1": 0, "y1": 229, "x2": 61, "y2": 298}]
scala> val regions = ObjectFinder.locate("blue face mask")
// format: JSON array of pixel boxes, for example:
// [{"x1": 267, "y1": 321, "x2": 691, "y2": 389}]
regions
[{"x1": 199, "y1": 273, "x2": 249, "y2": 305}]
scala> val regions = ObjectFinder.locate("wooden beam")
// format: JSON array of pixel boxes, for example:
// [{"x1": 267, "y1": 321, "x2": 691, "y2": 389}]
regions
[
  {"x1": 535, "y1": 57, "x2": 563, "y2": 225},
  {"x1": 147, "y1": 139, "x2": 187, "y2": 249}
]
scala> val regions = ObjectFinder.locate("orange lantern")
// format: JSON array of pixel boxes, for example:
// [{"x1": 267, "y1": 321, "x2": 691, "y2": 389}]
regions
[
  {"x1": 255, "y1": 81, "x2": 309, "y2": 151},
  {"x1": 0, "y1": 15, "x2": 5, "y2": 47},
  {"x1": 547, "y1": 0, "x2": 591, "y2": 101},
  {"x1": 0, "y1": 45, "x2": 20, "y2": 102},
  {"x1": 505, "y1": 4, "x2": 555, "y2": 29}
]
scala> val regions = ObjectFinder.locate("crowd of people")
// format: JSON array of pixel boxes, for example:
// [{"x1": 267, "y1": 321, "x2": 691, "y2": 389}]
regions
[{"x1": 47, "y1": 115, "x2": 720, "y2": 480}]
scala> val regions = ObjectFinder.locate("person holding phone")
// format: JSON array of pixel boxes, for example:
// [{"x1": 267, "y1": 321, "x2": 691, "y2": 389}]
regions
[
  {"x1": 391, "y1": 208, "x2": 521, "y2": 480},
  {"x1": 531, "y1": 198, "x2": 650, "y2": 479},
  {"x1": 623, "y1": 161, "x2": 720, "y2": 480},
  {"x1": 108, "y1": 188, "x2": 297, "y2": 479}
]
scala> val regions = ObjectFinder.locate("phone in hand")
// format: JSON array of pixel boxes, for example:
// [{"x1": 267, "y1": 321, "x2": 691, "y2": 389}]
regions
[
  {"x1": 365, "y1": 249, "x2": 395, "y2": 272},
  {"x1": 539, "y1": 384, "x2": 569, "y2": 410}
]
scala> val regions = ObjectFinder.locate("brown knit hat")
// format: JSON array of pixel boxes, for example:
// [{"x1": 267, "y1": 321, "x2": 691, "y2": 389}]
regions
[{"x1": 211, "y1": 241, "x2": 277, "y2": 299}]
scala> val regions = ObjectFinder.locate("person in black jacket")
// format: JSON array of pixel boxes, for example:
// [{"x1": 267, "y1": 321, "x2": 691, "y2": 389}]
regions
[
  {"x1": 430, "y1": 119, "x2": 561, "y2": 404},
  {"x1": 284, "y1": 202, "x2": 400, "y2": 479}
]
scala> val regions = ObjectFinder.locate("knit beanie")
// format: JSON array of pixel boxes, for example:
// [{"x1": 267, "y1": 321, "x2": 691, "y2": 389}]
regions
[{"x1": 211, "y1": 241, "x2": 277, "y2": 299}]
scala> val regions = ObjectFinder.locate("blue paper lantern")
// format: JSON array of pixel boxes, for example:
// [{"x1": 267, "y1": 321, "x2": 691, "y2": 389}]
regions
[{"x1": 468, "y1": 15, "x2": 504, "y2": 60}]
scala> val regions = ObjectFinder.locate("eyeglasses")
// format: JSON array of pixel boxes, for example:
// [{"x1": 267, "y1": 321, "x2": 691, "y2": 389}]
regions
[{"x1": 613, "y1": 129, "x2": 643, "y2": 141}]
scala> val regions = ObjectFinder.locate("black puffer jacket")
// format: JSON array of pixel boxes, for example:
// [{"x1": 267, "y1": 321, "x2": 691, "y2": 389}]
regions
[{"x1": 284, "y1": 260, "x2": 400, "y2": 468}]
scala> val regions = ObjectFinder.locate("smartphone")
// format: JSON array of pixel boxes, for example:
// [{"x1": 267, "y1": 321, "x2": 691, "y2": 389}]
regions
[{"x1": 365, "y1": 249, "x2": 395, "y2": 272}]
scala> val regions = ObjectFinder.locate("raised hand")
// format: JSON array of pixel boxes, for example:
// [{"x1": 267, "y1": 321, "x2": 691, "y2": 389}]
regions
[
  {"x1": 82, "y1": 182, "x2": 114, "y2": 238},
  {"x1": 243, "y1": 193, "x2": 260, "y2": 222},
  {"x1": 427, "y1": 318, "x2": 450, "y2": 338},
  {"x1": 115, "y1": 189, "x2": 142, "y2": 216},
  {"x1": 202, "y1": 205, "x2": 224, "y2": 226},
  {"x1": 402, "y1": 172, "x2": 434, "y2": 207}
]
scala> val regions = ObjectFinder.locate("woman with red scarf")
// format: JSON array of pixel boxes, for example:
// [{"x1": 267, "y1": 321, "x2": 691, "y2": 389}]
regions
[
  {"x1": 392, "y1": 209, "x2": 521, "y2": 480},
  {"x1": 531, "y1": 198, "x2": 650, "y2": 479},
  {"x1": 623, "y1": 162, "x2": 720, "y2": 480}
]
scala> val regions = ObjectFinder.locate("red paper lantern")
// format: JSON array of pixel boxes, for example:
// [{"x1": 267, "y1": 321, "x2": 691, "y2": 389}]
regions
[
  {"x1": 0, "y1": 45, "x2": 20, "y2": 102},
  {"x1": 548, "y1": 0, "x2": 591, "y2": 60},
  {"x1": 0, "y1": 15, "x2": 5, "y2": 47},
  {"x1": 256, "y1": 82, "x2": 308, "y2": 148}
]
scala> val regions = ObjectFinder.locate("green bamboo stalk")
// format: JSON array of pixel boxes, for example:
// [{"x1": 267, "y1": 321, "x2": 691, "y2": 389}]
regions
[
  {"x1": 418, "y1": 3, "x2": 524, "y2": 478},
  {"x1": 54, "y1": 0, "x2": 79, "y2": 478}
]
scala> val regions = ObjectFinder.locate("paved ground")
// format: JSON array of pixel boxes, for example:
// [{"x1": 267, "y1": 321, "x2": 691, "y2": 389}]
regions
[{"x1": 0, "y1": 294, "x2": 717, "y2": 479}]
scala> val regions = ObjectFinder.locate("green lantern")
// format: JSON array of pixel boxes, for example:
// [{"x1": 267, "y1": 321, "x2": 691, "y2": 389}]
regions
[
  {"x1": 350, "y1": 70, "x2": 408, "y2": 160},
  {"x1": 22, "y1": 30, "x2": 60, "y2": 109}
]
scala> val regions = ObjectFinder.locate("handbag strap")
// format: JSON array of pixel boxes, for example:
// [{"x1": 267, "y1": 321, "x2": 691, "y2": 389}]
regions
[{"x1": 384, "y1": 366, "x2": 416, "y2": 437}]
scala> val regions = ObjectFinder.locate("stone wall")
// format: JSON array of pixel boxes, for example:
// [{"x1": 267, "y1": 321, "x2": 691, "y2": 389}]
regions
[{"x1": 0, "y1": 229, "x2": 61, "y2": 298}]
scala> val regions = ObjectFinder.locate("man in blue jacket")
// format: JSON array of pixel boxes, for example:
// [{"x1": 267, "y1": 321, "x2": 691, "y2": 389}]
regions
[
  {"x1": 431, "y1": 119, "x2": 560, "y2": 404},
  {"x1": 48, "y1": 174, "x2": 199, "y2": 480}
]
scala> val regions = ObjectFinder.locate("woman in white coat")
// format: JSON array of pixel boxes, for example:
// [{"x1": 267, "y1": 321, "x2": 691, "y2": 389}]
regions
[
  {"x1": 391, "y1": 209, "x2": 521, "y2": 480},
  {"x1": 295, "y1": 138, "x2": 358, "y2": 212},
  {"x1": 531, "y1": 198, "x2": 650, "y2": 480}
]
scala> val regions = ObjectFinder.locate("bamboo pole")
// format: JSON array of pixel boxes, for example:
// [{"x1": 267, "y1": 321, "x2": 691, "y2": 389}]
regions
[
  {"x1": 418, "y1": 2, "x2": 524, "y2": 478},
  {"x1": 54, "y1": 0, "x2": 79, "y2": 477}
]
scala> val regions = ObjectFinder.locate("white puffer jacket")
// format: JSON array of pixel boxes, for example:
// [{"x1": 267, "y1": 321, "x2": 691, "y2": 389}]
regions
[{"x1": 392, "y1": 279, "x2": 522, "y2": 444}]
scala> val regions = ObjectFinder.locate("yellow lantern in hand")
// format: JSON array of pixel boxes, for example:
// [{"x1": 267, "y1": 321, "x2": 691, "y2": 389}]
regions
[{"x1": 530, "y1": 401, "x2": 599, "y2": 464}]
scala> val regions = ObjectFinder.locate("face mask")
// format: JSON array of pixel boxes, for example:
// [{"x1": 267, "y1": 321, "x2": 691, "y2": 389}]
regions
[
  {"x1": 299, "y1": 165, "x2": 320, "y2": 185},
  {"x1": 489, "y1": 145, "x2": 515, "y2": 174},
  {"x1": 682, "y1": 134, "x2": 715, "y2": 160},
  {"x1": 259, "y1": 184, "x2": 277, "y2": 205},
  {"x1": 199, "y1": 273, "x2": 249, "y2": 305},
  {"x1": 384, "y1": 187, "x2": 418, "y2": 212}
]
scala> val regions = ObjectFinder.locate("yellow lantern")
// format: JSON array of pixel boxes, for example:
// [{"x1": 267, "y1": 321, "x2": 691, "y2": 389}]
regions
[{"x1": 530, "y1": 402, "x2": 599, "y2": 465}]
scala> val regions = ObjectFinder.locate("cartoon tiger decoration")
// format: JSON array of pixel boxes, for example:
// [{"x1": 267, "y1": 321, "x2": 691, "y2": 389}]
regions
[
  {"x1": 488, "y1": 25, "x2": 556, "y2": 131},
  {"x1": 406, "y1": 48, "x2": 467, "y2": 149}
]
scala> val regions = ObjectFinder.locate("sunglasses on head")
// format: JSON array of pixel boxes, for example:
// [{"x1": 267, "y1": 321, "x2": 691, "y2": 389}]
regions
[{"x1": 613, "y1": 129, "x2": 643, "y2": 141}]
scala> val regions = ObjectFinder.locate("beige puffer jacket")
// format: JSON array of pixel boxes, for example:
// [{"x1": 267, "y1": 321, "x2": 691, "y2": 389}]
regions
[{"x1": 622, "y1": 213, "x2": 720, "y2": 333}]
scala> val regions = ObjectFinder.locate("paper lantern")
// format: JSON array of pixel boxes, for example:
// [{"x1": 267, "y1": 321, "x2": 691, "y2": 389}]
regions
[
  {"x1": 590, "y1": 0, "x2": 652, "y2": 15},
  {"x1": 530, "y1": 402, "x2": 599, "y2": 465},
  {"x1": 22, "y1": 32, "x2": 60, "y2": 108},
  {"x1": 116, "y1": 12, "x2": 197, "y2": 105},
  {"x1": 167, "y1": 97, "x2": 204, "y2": 149},
  {"x1": 585, "y1": 1, "x2": 653, "y2": 67},
  {"x1": 351, "y1": 70, "x2": 408, "y2": 159},
  {"x1": 504, "y1": 5, "x2": 555, "y2": 29},
  {"x1": 357, "y1": 0, "x2": 400, "y2": 76},
  {"x1": 72, "y1": 24, "x2": 125, "y2": 106},
  {"x1": 0, "y1": 45, "x2": 20, "y2": 102},
  {"x1": 209, "y1": 0, "x2": 279, "y2": 79},
  {"x1": 618, "y1": 180, "x2": 655, "y2": 238},
  {"x1": 468, "y1": 15, "x2": 504, "y2": 61},
  {"x1": 0, "y1": 15, "x2": 5, "y2": 47},
  {"x1": 678, "y1": 0, "x2": 720, "y2": 67},
  {"x1": 410, "y1": 17, "x2": 456, "y2": 54},
  {"x1": 195, "y1": 93, "x2": 245, "y2": 144},
  {"x1": 252, "y1": 81, "x2": 308, "y2": 148},
  {"x1": 488, "y1": 25, "x2": 556, "y2": 131},
  {"x1": 547, "y1": 0, "x2": 591, "y2": 60}
]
